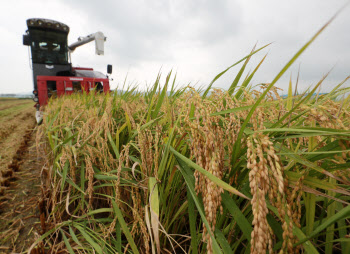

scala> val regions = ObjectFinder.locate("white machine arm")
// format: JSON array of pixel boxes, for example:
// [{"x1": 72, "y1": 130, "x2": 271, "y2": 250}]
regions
[{"x1": 68, "y1": 31, "x2": 106, "y2": 55}]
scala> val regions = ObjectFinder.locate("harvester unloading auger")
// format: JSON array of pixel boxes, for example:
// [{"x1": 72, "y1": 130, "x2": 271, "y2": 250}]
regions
[{"x1": 23, "y1": 18, "x2": 112, "y2": 123}]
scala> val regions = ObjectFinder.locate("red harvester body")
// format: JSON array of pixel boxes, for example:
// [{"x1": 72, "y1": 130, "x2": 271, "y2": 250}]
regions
[{"x1": 23, "y1": 18, "x2": 112, "y2": 121}]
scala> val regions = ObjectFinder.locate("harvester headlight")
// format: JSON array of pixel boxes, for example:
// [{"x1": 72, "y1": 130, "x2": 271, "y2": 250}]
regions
[
  {"x1": 29, "y1": 21, "x2": 35, "y2": 25},
  {"x1": 33, "y1": 97, "x2": 39, "y2": 102},
  {"x1": 38, "y1": 20, "x2": 43, "y2": 25},
  {"x1": 63, "y1": 26, "x2": 68, "y2": 31},
  {"x1": 56, "y1": 24, "x2": 60, "y2": 28}
]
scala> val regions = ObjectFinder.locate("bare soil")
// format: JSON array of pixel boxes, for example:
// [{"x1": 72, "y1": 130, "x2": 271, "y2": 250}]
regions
[
  {"x1": 0, "y1": 100, "x2": 44, "y2": 253},
  {"x1": 0, "y1": 101, "x2": 35, "y2": 187}
]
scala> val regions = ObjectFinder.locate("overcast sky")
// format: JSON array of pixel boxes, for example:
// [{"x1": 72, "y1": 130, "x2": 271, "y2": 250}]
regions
[{"x1": 1, "y1": 0, "x2": 349, "y2": 94}]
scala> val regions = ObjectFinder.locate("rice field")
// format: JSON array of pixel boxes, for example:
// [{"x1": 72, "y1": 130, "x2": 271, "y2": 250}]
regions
[
  {"x1": 30, "y1": 20, "x2": 350, "y2": 253},
  {"x1": 0, "y1": 98, "x2": 41, "y2": 252},
  {"x1": 0, "y1": 98, "x2": 35, "y2": 192}
]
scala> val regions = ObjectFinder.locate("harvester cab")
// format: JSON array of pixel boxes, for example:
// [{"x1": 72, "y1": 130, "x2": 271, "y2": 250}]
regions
[{"x1": 23, "y1": 18, "x2": 112, "y2": 123}]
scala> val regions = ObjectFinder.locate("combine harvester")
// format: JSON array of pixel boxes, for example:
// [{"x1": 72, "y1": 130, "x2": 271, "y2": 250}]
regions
[{"x1": 23, "y1": 18, "x2": 112, "y2": 123}]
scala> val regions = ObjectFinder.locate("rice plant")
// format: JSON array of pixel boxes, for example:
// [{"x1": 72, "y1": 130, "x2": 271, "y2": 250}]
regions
[{"x1": 31, "y1": 17, "x2": 350, "y2": 254}]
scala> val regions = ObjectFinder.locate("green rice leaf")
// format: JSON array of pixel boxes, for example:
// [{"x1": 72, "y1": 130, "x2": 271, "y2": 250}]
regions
[
  {"x1": 232, "y1": 15, "x2": 335, "y2": 163},
  {"x1": 170, "y1": 146, "x2": 249, "y2": 200},
  {"x1": 75, "y1": 225, "x2": 103, "y2": 254},
  {"x1": 296, "y1": 203, "x2": 350, "y2": 246},
  {"x1": 60, "y1": 229, "x2": 75, "y2": 254},
  {"x1": 175, "y1": 154, "x2": 223, "y2": 254},
  {"x1": 222, "y1": 192, "x2": 252, "y2": 242},
  {"x1": 111, "y1": 200, "x2": 140, "y2": 254},
  {"x1": 202, "y1": 43, "x2": 271, "y2": 98}
]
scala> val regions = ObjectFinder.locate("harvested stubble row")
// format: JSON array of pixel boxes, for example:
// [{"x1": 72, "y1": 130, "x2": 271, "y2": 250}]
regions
[
  {"x1": 32, "y1": 74, "x2": 350, "y2": 253},
  {"x1": 0, "y1": 100, "x2": 35, "y2": 192}
]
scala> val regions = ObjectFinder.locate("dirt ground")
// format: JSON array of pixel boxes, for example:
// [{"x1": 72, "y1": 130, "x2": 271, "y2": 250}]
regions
[
  {"x1": 0, "y1": 99, "x2": 44, "y2": 253},
  {"x1": 0, "y1": 99, "x2": 36, "y2": 183}
]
